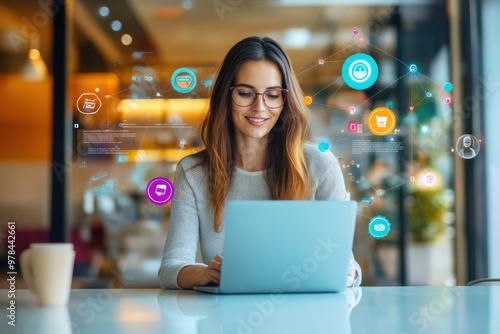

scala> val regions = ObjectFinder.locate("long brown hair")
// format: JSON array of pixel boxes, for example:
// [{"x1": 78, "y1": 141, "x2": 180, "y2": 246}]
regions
[{"x1": 198, "y1": 36, "x2": 311, "y2": 232}]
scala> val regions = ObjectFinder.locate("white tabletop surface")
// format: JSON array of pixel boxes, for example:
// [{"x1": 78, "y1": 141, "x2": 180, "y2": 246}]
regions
[{"x1": 1, "y1": 286, "x2": 499, "y2": 334}]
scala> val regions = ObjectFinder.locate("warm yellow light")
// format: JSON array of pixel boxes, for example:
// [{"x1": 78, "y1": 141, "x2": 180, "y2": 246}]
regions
[
  {"x1": 23, "y1": 49, "x2": 48, "y2": 81},
  {"x1": 28, "y1": 49, "x2": 41, "y2": 60},
  {"x1": 117, "y1": 98, "x2": 209, "y2": 124}
]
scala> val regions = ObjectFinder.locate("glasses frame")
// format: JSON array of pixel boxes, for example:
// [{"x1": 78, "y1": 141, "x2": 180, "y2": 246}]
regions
[{"x1": 229, "y1": 85, "x2": 289, "y2": 109}]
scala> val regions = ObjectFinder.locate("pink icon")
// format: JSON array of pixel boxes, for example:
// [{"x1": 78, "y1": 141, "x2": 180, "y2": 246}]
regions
[
  {"x1": 445, "y1": 98, "x2": 452, "y2": 104},
  {"x1": 424, "y1": 173, "x2": 436, "y2": 186},
  {"x1": 348, "y1": 121, "x2": 359, "y2": 133}
]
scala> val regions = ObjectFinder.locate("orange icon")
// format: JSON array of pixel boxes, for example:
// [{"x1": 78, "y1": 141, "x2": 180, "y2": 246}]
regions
[
  {"x1": 303, "y1": 96, "x2": 313, "y2": 105},
  {"x1": 367, "y1": 107, "x2": 396, "y2": 136}
]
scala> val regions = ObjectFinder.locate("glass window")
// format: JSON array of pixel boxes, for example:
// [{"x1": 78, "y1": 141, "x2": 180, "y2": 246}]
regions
[{"x1": 62, "y1": 0, "x2": 456, "y2": 287}]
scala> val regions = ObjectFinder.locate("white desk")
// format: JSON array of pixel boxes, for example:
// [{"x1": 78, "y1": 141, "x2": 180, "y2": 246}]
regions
[{"x1": 1, "y1": 286, "x2": 499, "y2": 333}]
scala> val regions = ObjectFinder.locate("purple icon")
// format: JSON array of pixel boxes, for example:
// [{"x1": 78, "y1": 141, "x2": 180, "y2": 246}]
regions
[{"x1": 146, "y1": 177, "x2": 174, "y2": 205}]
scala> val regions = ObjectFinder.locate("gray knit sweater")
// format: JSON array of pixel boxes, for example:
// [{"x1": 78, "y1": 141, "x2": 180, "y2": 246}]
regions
[{"x1": 158, "y1": 143, "x2": 362, "y2": 289}]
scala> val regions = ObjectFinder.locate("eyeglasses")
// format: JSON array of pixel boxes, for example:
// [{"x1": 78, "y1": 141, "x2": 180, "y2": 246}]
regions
[{"x1": 230, "y1": 86, "x2": 289, "y2": 109}]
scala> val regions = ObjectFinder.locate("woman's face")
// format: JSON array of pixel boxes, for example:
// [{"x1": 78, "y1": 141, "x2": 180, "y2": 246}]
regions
[{"x1": 230, "y1": 60, "x2": 284, "y2": 144}]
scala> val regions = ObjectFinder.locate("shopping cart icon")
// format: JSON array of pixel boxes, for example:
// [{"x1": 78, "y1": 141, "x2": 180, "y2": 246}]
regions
[{"x1": 376, "y1": 116, "x2": 387, "y2": 128}]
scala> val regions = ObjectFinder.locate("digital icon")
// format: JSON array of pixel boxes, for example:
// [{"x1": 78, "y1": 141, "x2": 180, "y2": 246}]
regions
[
  {"x1": 179, "y1": 138, "x2": 187, "y2": 149},
  {"x1": 347, "y1": 121, "x2": 363, "y2": 133},
  {"x1": 423, "y1": 173, "x2": 436, "y2": 187},
  {"x1": 361, "y1": 196, "x2": 372, "y2": 203},
  {"x1": 343, "y1": 160, "x2": 365, "y2": 184},
  {"x1": 376, "y1": 189, "x2": 385, "y2": 196},
  {"x1": 171, "y1": 67, "x2": 197, "y2": 93},
  {"x1": 117, "y1": 155, "x2": 127, "y2": 163},
  {"x1": 368, "y1": 216, "x2": 391, "y2": 239},
  {"x1": 84, "y1": 99, "x2": 97, "y2": 110},
  {"x1": 444, "y1": 82, "x2": 453, "y2": 92},
  {"x1": 155, "y1": 184, "x2": 167, "y2": 196},
  {"x1": 367, "y1": 107, "x2": 397, "y2": 136},
  {"x1": 456, "y1": 134, "x2": 480, "y2": 159},
  {"x1": 410, "y1": 176, "x2": 415, "y2": 182},
  {"x1": 318, "y1": 141, "x2": 329, "y2": 152},
  {"x1": 445, "y1": 98, "x2": 452, "y2": 104},
  {"x1": 409, "y1": 64, "x2": 418, "y2": 73},
  {"x1": 77, "y1": 93, "x2": 102, "y2": 114},
  {"x1": 342, "y1": 53, "x2": 379, "y2": 90},
  {"x1": 318, "y1": 59, "x2": 325, "y2": 65},
  {"x1": 146, "y1": 177, "x2": 175, "y2": 206},
  {"x1": 74, "y1": 124, "x2": 79, "y2": 129}
]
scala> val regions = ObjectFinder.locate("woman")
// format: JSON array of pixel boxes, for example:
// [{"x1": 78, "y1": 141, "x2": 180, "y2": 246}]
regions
[{"x1": 158, "y1": 36, "x2": 361, "y2": 289}]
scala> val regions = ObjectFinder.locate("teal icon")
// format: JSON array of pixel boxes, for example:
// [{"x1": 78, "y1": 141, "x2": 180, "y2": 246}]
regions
[
  {"x1": 171, "y1": 67, "x2": 197, "y2": 93},
  {"x1": 409, "y1": 64, "x2": 418, "y2": 73},
  {"x1": 342, "y1": 53, "x2": 379, "y2": 90},
  {"x1": 368, "y1": 215, "x2": 391, "y2": 239},
  {"x1": 444, "y1": 82, "x2": 453, "y2": 92},
  {"x1": 318, "y1": 141, "x2": 329, "y2": 152}
]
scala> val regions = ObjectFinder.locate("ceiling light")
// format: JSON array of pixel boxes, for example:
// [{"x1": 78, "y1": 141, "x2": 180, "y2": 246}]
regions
[
  {"x1": 22, "y1": 48, "x2": 48, "y2": 82},
  {"x1": 111, "y1": 20, "x2": 122, "y2": 31},
  {"x1": 99, "y1": 6, "x2": 109, "y2": 17},
  {"x1": 121, "y1": 34, "x2": 133, "y2": 46}
]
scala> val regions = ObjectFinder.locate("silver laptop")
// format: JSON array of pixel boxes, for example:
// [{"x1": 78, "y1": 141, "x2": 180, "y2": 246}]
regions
[{"x1": 194, "y1": 200, "x2": 357, "y2": 294}]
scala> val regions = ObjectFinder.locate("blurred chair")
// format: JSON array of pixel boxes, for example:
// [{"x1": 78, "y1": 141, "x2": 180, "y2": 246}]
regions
[{"x1": 467, "y1": 278, "x2": 500, "y2": 286}]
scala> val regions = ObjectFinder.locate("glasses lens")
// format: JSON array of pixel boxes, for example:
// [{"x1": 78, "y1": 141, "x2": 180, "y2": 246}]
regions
[
  {"x1": 232, "y1": 87, "x2": 256, "y2": 107},
  {"x1": 231, "y1": 87, "x2": 287, "y2": 108},
  {"x1": 263, "y1": 89, "x2": 285, "y2": 108}
]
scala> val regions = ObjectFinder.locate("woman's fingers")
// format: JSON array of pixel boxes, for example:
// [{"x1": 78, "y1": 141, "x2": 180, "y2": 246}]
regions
[{"x1": 209, "y1": 254, "x2": 223, "y2": 271}]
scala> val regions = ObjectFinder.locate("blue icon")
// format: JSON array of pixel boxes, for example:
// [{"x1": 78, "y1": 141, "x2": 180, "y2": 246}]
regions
[
  {"x1": 409, "y1": 64, "x2": 418, "y2": 73},
  {"x1": 361, "y1": 196, "x2": 373, "y2": 203},
  {"x1": 368, "y1": 215, "x2": 391, "y2": 239},
  {"x1": 443, "y1": 82, "x2": 453, "y2": 92},
  {"x1": 318, "y1": 141, "x2": 330, "y2": 152},
  {"x1": 342, "y1": 53, "x2": 379, "y2": 90},
  {"x1": 171, "y1": 67, "x2": 197, "y2": 93},
  {"x1": 117, "y1": 155, "x2": 127, "y2": 163}
]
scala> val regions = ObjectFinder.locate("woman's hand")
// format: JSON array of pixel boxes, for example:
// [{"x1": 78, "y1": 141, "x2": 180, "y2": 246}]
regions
[
  {"x1": 199, "y1": 254, "x2": 223, "y2": 285},
  {"x1": 177, "y1": 254, "x2": 223, "y2": 289}
]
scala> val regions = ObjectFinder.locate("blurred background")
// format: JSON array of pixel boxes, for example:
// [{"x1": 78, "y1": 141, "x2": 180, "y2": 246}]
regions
[{"x1": 0, "y1": 0, "x2": 498, "y2": 289}]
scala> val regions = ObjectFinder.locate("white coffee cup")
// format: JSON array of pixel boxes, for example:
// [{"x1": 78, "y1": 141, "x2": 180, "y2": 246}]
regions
[{"x1": 20, "y1": 243, "x2": 75, "y2": 306}]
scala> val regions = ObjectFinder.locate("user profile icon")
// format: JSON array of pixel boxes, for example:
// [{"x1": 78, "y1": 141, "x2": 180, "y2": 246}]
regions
[{"x1": 456, "y1": 134, "x2": 480, "y2": 159}]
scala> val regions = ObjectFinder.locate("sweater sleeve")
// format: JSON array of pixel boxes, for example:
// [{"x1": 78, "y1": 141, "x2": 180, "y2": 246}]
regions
[{"x1": 158, "y1": 162, "x2": 207, "y2": 289}]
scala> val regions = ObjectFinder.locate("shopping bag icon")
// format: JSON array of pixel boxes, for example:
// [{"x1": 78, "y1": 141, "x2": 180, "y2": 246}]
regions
[{"x1": 376, "y1": 116, "x2": 387, "y2": 128}]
